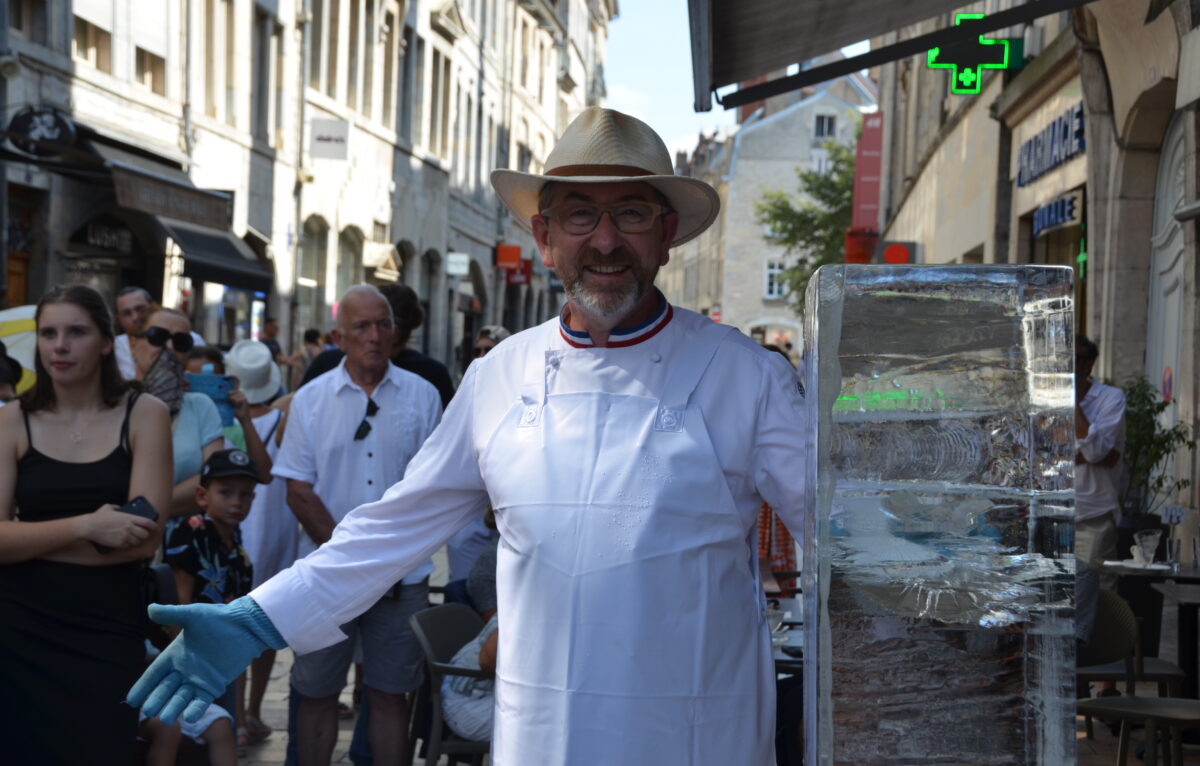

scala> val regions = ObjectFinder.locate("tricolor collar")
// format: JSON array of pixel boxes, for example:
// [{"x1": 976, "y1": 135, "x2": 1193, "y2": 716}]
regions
[{"x1": 559, "y1": 294, "x2": 673, "y2": 348}]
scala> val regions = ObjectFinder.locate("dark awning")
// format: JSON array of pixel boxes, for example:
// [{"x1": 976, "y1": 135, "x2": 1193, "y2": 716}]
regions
[
  {"x1": 155, "y1": 217, "x2": 274, "y2": 294},
  {"x1": 690, "y1": 0, "x2": 1097, "y2": 111}
]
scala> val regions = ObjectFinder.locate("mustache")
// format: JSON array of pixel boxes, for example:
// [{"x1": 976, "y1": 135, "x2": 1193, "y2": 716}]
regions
[{"x1": 579, "y1": 247, "x2": 638, "y2": 269}]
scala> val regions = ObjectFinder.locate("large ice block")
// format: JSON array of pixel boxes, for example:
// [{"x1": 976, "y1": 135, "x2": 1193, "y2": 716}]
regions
[{"x1": 802, "y1": 265, "x2": 1075, "y2": 765}]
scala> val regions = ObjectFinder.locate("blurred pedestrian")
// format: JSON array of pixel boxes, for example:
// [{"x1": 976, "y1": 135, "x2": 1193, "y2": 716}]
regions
[
  {"x1": 1075, "y1": 333, "x2": 1125, "y2": 580},
  {"x1": 273, "y1": 285, "x2": 441, "y2": 765},
  {"x1": 131, "y1": 305, "x2": 224, "y2": 518},
  {"x1": 0, "y1": 284, "x2": 172, "y2": 765},
  {"x1": 0, "y1": 339, "x2": 24, "y2": 404},
  {"x1": 113, "y1": 285, "x2": 152, "y2": 379},
  {"x1": 473, "y1": 325, "x2": 510, "y2": 358},
  {"x1": 226, "y1": 338, "x2": 293, "y2": 743}
]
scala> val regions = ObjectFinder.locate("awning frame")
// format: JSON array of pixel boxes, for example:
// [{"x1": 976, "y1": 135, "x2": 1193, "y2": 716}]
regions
[{"x1": 697, "y1": 0, "x2": 1099, "y2": 111}]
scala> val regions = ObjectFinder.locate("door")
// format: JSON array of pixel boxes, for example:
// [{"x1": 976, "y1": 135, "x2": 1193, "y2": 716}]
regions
[{"x1": 1145, "y1": 115, "x2": 1187, "y2": 423}]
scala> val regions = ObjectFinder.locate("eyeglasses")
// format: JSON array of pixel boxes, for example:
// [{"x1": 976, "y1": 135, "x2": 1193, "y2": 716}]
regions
[
  {"x1": 139, "y1": 326, "x2": 194, "y2": 353},
  {"x1": 473, "y1": 345, "x2": 494, "y2": 358},
  {"x1": 354, "y1": 397, "x2": 379, "y2": 441},
  {"x1": 540, "y1": 201, "x2": 669, "y2": 235}
]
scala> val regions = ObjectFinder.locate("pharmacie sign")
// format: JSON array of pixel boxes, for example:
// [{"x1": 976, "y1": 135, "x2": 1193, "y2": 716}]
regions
[
  {"x1": 1032, "y1": 192, "x2": 1082, "y2": 238},
  {"x1": 1017, "y1": 101, "x2": 1084, "y2": 187}
]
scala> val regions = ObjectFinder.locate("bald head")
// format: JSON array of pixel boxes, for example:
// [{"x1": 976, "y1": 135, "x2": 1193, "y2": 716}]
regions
[{"x1": 334, "y1": 285, "x2": 395, "y2": 382}]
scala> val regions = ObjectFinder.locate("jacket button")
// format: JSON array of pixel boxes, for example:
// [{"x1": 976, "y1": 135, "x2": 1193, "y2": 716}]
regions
[{"x1": 650, "y1": 353, "x2": 662, "y2": 363}]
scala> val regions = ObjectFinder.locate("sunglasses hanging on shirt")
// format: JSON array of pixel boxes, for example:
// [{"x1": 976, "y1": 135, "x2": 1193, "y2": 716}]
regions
[
  {"x1": 138, "y1": 326, "x2": 195, "y2": 353},
  {"x1": 354, "y1": 398, "x2": 380, "y2": 441}
]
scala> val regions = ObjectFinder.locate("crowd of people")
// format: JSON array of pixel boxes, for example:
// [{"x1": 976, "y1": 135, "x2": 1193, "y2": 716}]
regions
[{"x1": 0, "y1": 279, "x2": 507, "y2": 765}]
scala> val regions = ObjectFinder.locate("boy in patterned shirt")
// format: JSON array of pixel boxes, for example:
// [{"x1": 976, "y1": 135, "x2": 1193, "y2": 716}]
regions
[{"x1": 140, "y1": 449, "x2": 259, "y2": 765}]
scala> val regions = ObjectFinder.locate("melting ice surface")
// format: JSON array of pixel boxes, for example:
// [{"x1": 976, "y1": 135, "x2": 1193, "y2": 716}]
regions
[{"x1": 803, "y1": 266, "x2": 1075, "y2": 766}]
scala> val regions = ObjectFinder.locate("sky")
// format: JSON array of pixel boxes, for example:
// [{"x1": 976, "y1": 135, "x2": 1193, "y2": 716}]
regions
[{"x1": 604, "y1": 3, "x2": 869, "y2": 159}]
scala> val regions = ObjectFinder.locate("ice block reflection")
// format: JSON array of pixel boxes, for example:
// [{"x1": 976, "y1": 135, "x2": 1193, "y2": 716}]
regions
[{"x1": 803, "y1": 266, "x2": 1075, "y2": 765}]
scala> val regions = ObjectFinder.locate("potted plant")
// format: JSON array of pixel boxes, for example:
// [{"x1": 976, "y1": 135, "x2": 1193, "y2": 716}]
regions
[
  {"x1": 1118, "y1": 376, "x2": 1194, "y2": 529},
  {"x1": 1113, "y1": 376, "x2": 1194, "y2": 657}
]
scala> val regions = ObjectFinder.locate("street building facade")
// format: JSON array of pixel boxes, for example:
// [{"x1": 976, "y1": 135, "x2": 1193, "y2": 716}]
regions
[
  {"x1": 2, "y1": 0, "x2": 615, "y2": 376},
  {"x1": 872, "y1": 0, "x2": 1200, "y2": 518},
  {"x1": 663, "y1": 63, "x2": 875, "y2": 350}
]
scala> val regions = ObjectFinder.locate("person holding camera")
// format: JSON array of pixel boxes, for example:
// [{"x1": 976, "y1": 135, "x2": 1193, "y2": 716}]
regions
[{"x1": 0, "y1": 284, "x2": 172, "y2": 765}]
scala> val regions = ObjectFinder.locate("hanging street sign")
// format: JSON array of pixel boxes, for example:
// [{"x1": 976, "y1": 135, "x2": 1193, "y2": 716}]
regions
[
  {"x1": 6, "y1": 106, "x2": 76, "y2": 157},
  {"x1": 927, "y1": 13, "x2": 1011, "y2": 95}
]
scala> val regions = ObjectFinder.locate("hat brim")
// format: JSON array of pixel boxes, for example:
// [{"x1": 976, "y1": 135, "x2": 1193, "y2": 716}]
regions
[
  {"x1": 490, "y1": 170, "x2": 720, "y2": 247},
  {"x1": 237, "y1": 357, "x2": 282, "y2": 405}
]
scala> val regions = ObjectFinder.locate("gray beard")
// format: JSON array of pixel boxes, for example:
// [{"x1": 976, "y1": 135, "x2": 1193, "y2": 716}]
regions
[{"x1": 564, "y1": 278, "x2": 643, "y2": 323}]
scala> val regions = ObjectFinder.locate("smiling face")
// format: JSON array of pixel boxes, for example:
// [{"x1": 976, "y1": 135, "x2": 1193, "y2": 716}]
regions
[
  {"x1": 36, "y1": 302, "x2": 114, "y2": 388},
  {"x1": 132, "y1": 309, "x2": 192, "y2": 378},
  {"x1": 532, "y1": 181, "x2": 678, "y2": 327}
]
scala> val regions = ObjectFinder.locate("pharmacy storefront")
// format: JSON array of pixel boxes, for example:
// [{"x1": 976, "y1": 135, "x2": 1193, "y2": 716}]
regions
[{"x1": 1005, "y1": 77, "x2": 1089, "y2": 334}]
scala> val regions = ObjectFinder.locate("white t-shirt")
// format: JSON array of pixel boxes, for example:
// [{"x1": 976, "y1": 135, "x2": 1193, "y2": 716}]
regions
[
  {"x1": 272, "y1": 358, "x2": 441, "y2": 583},
  {"x1": 1075, "y1": 380, "x2": 1126, "y2": 522},
  {"x1": 115, "y1": 334, "x2": 136, "y2": 380}
]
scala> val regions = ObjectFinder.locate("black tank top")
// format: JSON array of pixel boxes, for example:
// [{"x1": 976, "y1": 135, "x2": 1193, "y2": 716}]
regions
[{"x1": 15, "y1": 393, "x2": 138, "y2": 522}]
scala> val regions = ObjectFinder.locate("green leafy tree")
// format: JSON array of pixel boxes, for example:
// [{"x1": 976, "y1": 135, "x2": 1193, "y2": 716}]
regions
[{"x1": 754, "y1": 139, "x2": 856, "y2": 314}]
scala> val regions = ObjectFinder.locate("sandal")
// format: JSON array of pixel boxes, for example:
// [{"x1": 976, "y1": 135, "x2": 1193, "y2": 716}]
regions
[{"x1": 243, "y1": 714, "x2": 272, "y2": 745}]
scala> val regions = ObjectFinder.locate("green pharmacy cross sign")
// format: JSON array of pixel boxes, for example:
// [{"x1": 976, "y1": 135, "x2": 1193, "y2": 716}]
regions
[{"x1": 927, "y1": 13, "x2": 1011, "y2": 95}]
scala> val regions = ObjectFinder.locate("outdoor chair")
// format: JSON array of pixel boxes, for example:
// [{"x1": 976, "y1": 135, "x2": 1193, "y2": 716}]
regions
[
  {"x1": 1077, "y1": 589, "x2": 1200, "y2": 766},
  {"x1": 408, "y1": 603, "x2": 492, "y2": 766}
]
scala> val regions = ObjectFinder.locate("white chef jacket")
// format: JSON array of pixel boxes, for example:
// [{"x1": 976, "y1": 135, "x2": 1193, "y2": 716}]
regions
[
  {"x1": 271, "y1": 357, "x2": 441, "y2": 584},
  {"x1": 254, "y1": 307, "x2": 807, "y2": 652},
  {"x1": 1075, "y1": 379, "x2": 1126, "y2": 522}
]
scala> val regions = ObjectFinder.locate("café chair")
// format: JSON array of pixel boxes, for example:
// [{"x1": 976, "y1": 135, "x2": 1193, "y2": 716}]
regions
[
  {"x1": 1077, "y1": 589, "x2": 1200, "y2": 766},
  {"x1": 408, "y1": 604, "x2": 492, "y2": 766}
]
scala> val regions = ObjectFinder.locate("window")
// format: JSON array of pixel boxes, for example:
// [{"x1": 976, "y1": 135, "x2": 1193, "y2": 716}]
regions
[
  {"x1": 811, "y1": 148, "x2": 830, "y2": 174},
  {"x1": 406, "y1": 31, "x2": 423, "y2": 143},
  {"x1": 520, "y1": 21, "x2": 529, "y2": 88},
  {"x1": 382, "y1": 12, "x2": 397, "y2": 127},
  {"x1": 327, "y1": 0, "x2": 341, "y2": 98},
  {"x1": 765, "y1": 261, "x2": 787, "y2": 300},
  {"x1": 253, "y1": 12, "x2": 270, "y2": 139},
  {"x1": 72, "y1": 16, "x2": 112, "y2": 73},
  {"x1": 224, "y1": 0, "x2": 237, "y2": 126},
  {"x1": 135, "y1": 47, "x2": 166, "y2": 95},
  {"x1": 204, "y1": 0, "x2": 218, "y2": 116},
  {"x1": 429, "y1": 50, "x2": 451, "y2": 159},
  {"x1": 363, "y1": 0, "x2": 376, "y2": 118},
  {"x1": 815, "y1": 114, "x2": 836, "y2": 139},
  {"x1": 347, "y1": 0, "x2": 360, "y2": 110},
  {"x1": 11, "y1": 0, "x2": 47, "y2": 44},
  {"x1": 310, "y1": 0, "x2": 324, "y2": 91},
  {"x1": 274, "y1": 24, "x2": 285, "y2": 147}
]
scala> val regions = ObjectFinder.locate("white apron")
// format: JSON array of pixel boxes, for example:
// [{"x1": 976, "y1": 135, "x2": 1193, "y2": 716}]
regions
[{"x1": 480, "y1": 322, "x2": 776, "y2": 766}]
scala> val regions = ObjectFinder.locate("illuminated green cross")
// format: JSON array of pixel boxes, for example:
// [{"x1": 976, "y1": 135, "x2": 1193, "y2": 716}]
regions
[{"x1": 927, "y1": 13, "x2": 1010, "y2": 95}]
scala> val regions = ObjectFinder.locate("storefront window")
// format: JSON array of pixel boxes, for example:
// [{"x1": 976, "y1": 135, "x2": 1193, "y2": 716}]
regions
[{"x1": 1029, "y1": 191, "x2": 1086, "y2": 335}]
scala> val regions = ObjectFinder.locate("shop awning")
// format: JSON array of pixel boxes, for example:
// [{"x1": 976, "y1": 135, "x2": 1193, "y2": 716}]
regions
[
  {"x1": 155, "y1": 217, "x2": 274, "y2": 294},
  {"x1": 690, "y1": 0, "x2": 1098, "y2": 111}
]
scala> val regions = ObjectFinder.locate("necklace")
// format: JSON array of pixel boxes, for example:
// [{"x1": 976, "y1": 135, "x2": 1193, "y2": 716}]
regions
[{"x1": 68, "y1": 407, "x2": 102, "y2": 444}]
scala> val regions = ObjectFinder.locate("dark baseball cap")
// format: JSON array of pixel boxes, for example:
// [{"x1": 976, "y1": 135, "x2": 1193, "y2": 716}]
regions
[{"x1": 201, "y1": 448, "x2": 260, "y2": 483}]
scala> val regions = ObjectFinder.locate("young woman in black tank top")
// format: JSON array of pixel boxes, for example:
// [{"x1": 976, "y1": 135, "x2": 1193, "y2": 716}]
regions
[{"x1": 0, "y1": 285, "x2": 172, "y2": 766}]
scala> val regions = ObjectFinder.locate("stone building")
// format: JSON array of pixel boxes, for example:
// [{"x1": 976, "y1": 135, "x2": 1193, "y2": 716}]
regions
[
  {"x1": 873, "y1": 0, "x2": 1200, "y2": 514},
  {"x1": 662, "y1": 65, "x2": 875, "y2": 350},
  {"x1": 2, "y1": 0, "x2": 614, "y2": 375}
]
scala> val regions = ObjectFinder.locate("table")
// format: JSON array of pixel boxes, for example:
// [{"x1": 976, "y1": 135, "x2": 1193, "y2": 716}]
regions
[
  {"x1": 1150, "y1": 582, "x2": 1200, "y2": 699},
  {"x1": 1103, "y1": 563, "x2": 1200, "y2": 670}
]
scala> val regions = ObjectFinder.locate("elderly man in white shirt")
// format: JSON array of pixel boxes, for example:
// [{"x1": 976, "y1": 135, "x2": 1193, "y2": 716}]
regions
[
  {"x1": 131, "y1": 108, "x2": 808, "y2": 766},
  {"x1": 1074, "y1": 334, "x2": 1126, "y2": 577},
  {"x1": 272, "y1": 284, "x2": 440, "y2": 765}
]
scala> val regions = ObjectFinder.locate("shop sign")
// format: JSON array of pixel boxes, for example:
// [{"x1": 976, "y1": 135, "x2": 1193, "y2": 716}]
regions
[
  {"x1": 850, "y1": 112, "x2": 883, "y2": 230},
  {"x1": 495, "y1": 244, "x2": 521, "y2": 270},
  {"x1": 1017, "y1": 102, "x2": 1085, "y2": 187},
  {"x1": 112, "y1": 167, "x2": 232, "y2": 230},
  {"x1": 1032, "y1": 193, "x2": 1081, "y2": 237},
  {"x1": 311, "y1": 119, "x2": 349, "y2": 159},
  {"x1": 446, "y1": 252, "x2": 470, "y2": 276},
  {"x1": 506, "y1": 258, "x2": 533, "y2": 286},
  {"x1": 6, "y1": 106, "x2": 76, "y2": 157},
  {"x1": 70, "y1": 216, "x2": 135, "y2": 254},
  {"x1": 926, "y1": 14, "x2": 1010, "y2": 96}
]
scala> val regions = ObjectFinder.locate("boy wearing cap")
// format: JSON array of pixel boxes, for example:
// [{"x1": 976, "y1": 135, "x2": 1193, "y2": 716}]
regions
[{"x1": 140, "y1": 449, "x2": 260, "y2": 765}]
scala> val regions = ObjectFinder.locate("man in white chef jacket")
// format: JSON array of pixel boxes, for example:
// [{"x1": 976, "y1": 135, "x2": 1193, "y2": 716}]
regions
[{"x1": 130, "y1": 107, "x2": 809, "y2": 766}]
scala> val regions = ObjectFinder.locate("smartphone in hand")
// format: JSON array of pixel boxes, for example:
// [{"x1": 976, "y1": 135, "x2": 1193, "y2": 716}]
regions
[
  {"x1": 93, "y1": 496, "x2": 160, "y2": 554},
  {"x1": 186, "y1": 372, "x2": 237, "y2": 426}
]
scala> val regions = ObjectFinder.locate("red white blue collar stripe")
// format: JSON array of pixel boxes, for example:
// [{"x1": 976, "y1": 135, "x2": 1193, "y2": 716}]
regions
[{"x1": 559, "y1": 294, "x2": 673, "y2": 348}]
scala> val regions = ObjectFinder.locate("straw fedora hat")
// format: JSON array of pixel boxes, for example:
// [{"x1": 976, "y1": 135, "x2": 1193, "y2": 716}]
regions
[
  {"x1": 491, "y1": 107, "x2": 720, "y2": 246},
  {"x1": 226, "y1": 339, "x2": 282, "y2": 405}
]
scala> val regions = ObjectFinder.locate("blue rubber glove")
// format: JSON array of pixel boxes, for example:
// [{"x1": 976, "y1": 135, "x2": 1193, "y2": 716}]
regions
[{"x1": 127, "y1": 595, "x2": 287, "y2": 724}]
